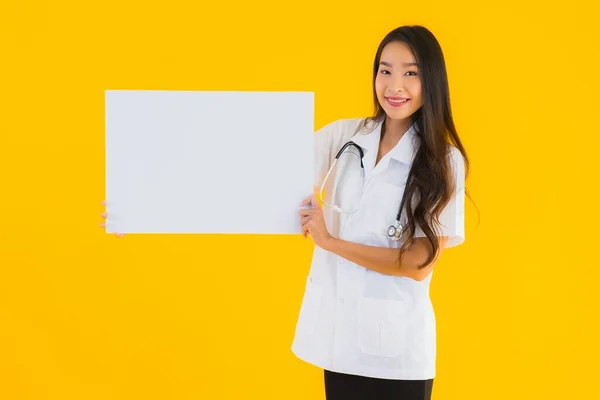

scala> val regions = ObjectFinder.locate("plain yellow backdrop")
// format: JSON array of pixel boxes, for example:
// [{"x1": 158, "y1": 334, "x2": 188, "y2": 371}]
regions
[{"x1": 1, "y1": 0, "x2": 599, "y2": 399}]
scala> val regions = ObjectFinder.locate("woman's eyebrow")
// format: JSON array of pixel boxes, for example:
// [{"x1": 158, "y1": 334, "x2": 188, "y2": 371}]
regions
[{"x1": 379, "y1": 61, "x2": 419, "y2": 67}]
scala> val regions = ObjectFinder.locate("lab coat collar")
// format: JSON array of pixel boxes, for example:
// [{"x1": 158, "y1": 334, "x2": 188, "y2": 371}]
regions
[{"x1": 351, "y1": 118, "x2": 418, "y2": 165}]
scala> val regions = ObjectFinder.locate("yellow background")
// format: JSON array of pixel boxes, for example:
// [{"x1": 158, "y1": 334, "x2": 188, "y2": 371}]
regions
[{"x1": 1, "y1": 0, "x2": 599, "y2": 399}]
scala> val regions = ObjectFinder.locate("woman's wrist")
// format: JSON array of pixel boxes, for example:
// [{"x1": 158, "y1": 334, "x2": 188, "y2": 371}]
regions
[{"x1": 323, "y1": 236, "x2": 341, "y2": 253}]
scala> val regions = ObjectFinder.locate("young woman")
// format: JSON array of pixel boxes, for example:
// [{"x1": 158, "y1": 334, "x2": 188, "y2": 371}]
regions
[{"x1": 293, "y1": 25, "x2": 469, "y2": 400}]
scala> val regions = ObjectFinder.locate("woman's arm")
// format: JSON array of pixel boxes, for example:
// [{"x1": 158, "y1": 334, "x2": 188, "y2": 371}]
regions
[
  {"x1": 322, "y1": 235, "x2": 448, "y2": 281},
  {"x1": 300, "y1": 194, "x2": 448, "y2": 281}
]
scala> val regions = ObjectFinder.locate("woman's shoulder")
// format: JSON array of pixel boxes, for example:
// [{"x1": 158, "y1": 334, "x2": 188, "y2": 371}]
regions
[{"x1": 315, "y1": 116, "x2": 377, "y2": 141}]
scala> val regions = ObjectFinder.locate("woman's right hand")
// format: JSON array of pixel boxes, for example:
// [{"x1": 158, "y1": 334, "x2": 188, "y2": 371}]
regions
[{"x1": 100, "y1": 200, "x2": 125, "y2": 237}]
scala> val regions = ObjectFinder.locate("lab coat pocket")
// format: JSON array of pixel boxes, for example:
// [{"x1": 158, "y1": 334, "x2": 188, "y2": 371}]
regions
[
  {"x1": 295, "y1": 276, "x2": 323, "y2": 337},
  {"x1": 357, "y1": 297, "x2": 407, "y2": 358}
]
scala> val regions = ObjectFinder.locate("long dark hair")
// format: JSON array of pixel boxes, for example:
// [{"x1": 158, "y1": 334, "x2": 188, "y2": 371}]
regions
[{"x1": 365, "y1": 25, "x2": 471, "y2": 269}]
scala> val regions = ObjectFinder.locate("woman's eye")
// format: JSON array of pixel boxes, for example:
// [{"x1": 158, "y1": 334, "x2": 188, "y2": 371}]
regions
[
  {"x1": 406, "y1": 71, "x2": 418, "y2": 76},
  {"x1": 379, "y1": 69, "x2": 390, "y2": 75}
]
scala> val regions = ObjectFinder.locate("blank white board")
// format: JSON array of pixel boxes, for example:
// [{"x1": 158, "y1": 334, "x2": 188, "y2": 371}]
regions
[{"x1": 105, "y1": 90, "x2": 314, "y2": 234}]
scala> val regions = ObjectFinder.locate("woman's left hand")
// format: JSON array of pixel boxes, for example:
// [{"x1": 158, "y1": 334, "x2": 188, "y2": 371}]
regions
[{"x1": 299, "y1": 194, "x2": 334, "y2": 250}]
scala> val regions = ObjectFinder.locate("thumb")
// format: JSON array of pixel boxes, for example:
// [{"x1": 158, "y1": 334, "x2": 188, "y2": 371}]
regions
[
  {"x1": 312, "y1": 185, "x2": 325, "y2": 209},
  {"x1": 311, "y1": 193, "x2": 322, "y2": 210},
  {"x1": 300, "y1": 194, "x2": 312, "y2": 207}
]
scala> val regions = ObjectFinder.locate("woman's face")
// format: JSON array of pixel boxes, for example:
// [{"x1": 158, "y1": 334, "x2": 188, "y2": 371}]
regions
[{"x1": 375, "y1": 41, "x2": 423, "y2": 120}]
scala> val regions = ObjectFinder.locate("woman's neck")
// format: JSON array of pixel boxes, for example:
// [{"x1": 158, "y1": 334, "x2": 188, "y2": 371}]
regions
[{"x1": 382, "y1": 116, "x2": 411, "y2": 146}]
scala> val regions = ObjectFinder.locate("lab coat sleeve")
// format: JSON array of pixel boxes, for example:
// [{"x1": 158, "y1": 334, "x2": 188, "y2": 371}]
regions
[{"x1": 414, "y1": 146, "x2": 466, "y2": 248}]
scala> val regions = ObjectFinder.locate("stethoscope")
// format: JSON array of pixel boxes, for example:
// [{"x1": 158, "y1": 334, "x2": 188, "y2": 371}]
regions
[{"x1": 318, "y1": 141, "x2": 415, "y2": 242}]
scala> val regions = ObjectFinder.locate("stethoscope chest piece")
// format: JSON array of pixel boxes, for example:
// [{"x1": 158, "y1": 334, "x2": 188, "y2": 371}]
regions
[{"x1": 387, "y1": 220, "x2": 403, "y2": 241}]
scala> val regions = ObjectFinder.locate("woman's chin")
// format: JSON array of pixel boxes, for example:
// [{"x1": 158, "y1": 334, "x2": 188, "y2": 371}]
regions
[{"x1": 383, "y1": 107, "x2": 416, "y2": 120}]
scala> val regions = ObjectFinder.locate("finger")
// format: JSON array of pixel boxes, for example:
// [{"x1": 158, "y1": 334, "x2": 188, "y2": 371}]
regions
[
  {"x1": 102, "y1": 212, "x2": 107, "y2": 219},
  {"x1": 99, "y1": 222, "x2": 106, "y2": 227},
  {"x1": 300, "y1": 194, "x2": 313, "y2": 207},
  {"x1": 311, "y1": 194, "x2": 322, "y2": 210},
  {"x1": 300, "y1": 216, "x2": 311, "y2": 225},
  {"x1": 302, "y1": 224, "x2": 311, "y2": 237},
  {"x1": 299, "y1": 208, "x2": 316, "y2": 217},
  {"x1": 102, "y1": 200, "x2": 106, "y2": 206},
  {"x1": 300, "y1": 206, "x2": 322, "y2": 216}
]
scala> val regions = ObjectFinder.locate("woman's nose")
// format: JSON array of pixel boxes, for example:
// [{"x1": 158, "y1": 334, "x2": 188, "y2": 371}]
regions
[{"x1": 390, "y1": 77, "x2": 405, "y2": 93}]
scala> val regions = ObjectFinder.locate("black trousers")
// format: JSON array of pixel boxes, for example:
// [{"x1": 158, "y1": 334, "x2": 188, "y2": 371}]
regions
[{"x1": 324, "y1": 370, "x2": 433, "y2": 400}]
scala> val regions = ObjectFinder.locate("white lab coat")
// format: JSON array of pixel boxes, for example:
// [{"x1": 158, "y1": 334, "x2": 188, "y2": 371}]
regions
[{"x1": 291, "y1": 117, "x2": 465, "y2": 380}]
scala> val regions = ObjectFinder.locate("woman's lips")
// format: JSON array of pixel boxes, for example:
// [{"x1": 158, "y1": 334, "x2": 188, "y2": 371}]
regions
[{"x1": 386, "y1": 97, "x2": 410, "y2": 107}]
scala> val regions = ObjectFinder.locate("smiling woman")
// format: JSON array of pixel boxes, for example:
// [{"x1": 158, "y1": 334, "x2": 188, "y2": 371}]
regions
[
  {"x1": 292, "y1": 25, "x2": 469, "y2": 400},
  {"x1": 376, "y1": 43, "x2": 423, "y2": 120}
]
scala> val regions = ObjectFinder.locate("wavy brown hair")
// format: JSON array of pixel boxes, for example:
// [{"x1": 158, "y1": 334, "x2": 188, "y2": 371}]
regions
[{"x1": 366, "y1": 25, "x2": 471, "y2": 269}]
